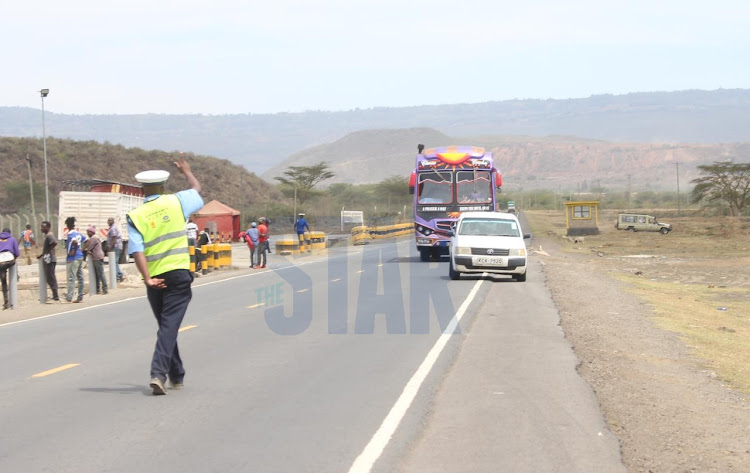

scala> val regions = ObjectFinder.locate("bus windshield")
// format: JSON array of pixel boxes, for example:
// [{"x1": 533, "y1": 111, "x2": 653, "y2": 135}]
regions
[
  {"x1": 418, "y1": 172, "x2": 453, "y2": 204},
  {"x1": 456, "y1": 170, "x2": 492, "y2": 204}
]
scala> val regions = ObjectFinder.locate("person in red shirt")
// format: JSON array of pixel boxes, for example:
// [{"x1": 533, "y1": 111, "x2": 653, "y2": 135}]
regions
[{"x1": 255, "y1": 217, "x2": 269, "y2": 269}]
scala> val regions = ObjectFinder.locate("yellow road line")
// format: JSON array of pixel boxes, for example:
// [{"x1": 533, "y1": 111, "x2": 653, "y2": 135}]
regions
[
  {"x1": 32, "y1": 363, "x2": 80, "y2": 378},
  {"x1": 179, "y1": 325, "x2": 198, "y2": 332},
  {"x1": 247, "y1": 303, "x2": 264, "y2": 309}
]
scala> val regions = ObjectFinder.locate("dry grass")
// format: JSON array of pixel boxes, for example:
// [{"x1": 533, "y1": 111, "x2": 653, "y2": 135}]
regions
[
  {"x1": 616, "y1": 275, "x2": 750, "y2": 392},
  {"x1": 526, "y1": 209, "x2": 750, "y2": 393}
]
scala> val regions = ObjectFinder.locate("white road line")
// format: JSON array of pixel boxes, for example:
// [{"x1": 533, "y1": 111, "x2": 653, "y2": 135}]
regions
[
  {"x1": 347, "y1": 277, "x2": 485, "y2": 473},
  {"x1": 0, "y1": 256, "x2": 333, "y2": 329}
]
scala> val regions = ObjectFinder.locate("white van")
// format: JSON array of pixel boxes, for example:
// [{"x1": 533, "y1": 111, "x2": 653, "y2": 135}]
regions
[{"x1": 448, "y1": 212, "x2": 530, "y2": 281}]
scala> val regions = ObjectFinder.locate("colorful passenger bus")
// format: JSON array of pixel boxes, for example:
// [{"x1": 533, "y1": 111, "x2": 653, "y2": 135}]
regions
[{"x1": 409, "y1": 144, "x2": 502, "y2": 261}]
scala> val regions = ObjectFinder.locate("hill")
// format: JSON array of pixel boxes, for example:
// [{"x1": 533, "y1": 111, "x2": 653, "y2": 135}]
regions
[
  {"x1": 0, "y1": 137, "x2": 282, "y2": 215},
  {"x1": 2, "y1": 89, "x2": 750, "y2": 174},
  {"x1": 263, "y1": 129, "x2": 750, "y2": 192}
]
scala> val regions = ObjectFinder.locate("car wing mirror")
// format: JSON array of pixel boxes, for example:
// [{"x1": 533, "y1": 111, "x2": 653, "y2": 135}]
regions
[{"x1": 523, "y1": 233, "x2": 531, "y2": 239}]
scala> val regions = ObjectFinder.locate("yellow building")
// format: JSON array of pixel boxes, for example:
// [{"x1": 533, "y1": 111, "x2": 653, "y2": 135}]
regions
[{"x1": 563, "y1": 201, "x2": 600, "y2": 236}]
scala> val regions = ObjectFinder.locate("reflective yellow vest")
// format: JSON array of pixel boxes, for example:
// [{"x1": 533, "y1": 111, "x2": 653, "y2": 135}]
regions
[{"x1": 127, "y1": 194, "x2": 189, "y2": 277}]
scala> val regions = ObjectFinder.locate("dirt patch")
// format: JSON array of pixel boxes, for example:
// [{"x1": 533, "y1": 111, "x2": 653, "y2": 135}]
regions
[{"x1": 528, "y1": 211, "x2": 750, "y2": 472}]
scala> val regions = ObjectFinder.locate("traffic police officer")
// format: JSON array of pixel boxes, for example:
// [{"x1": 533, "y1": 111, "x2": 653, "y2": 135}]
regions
[{"x1": 127, "y1": 156, "x2": 203, "y2": 395}]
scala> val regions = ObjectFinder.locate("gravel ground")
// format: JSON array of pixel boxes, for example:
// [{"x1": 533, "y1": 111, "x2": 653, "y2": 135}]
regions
[{"x1": 535, "y1": 233, "x2": 750, "y2": 473}]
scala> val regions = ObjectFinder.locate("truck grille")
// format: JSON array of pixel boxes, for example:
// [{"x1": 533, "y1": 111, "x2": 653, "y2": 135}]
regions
[{"x1": 471, "y1": 248, "x2": 510, "y2": 256}]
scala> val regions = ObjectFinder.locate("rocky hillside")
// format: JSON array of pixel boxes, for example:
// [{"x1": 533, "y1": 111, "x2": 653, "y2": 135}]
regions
[
  {"x1": 264, "y1": 129, "x2": 750, "y2": 192},
  {"x1": 0, "y1": 137, "x2": 282, "y2": 214}
]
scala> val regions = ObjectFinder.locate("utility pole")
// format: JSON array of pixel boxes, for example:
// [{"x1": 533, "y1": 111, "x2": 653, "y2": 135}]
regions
[
  {"x1": 675, "y1": 162, "x2": 681, "y2": 216},
  {"x1": 26, "y1": 154, "x2": 36, "y2": 217},
  {"x1": 627, "y1": 174, "x2": 631, "y2": 208}
]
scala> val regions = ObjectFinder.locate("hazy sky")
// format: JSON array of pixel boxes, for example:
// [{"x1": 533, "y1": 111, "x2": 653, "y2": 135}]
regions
[{"x1": 3, "y1": 1, "x2": 749, "y2": 115}]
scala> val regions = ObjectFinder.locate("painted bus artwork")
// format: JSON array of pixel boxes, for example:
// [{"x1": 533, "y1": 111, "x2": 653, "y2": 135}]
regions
[{"x1": 409, "y1": 145, "x2": 503, "y2": 261}]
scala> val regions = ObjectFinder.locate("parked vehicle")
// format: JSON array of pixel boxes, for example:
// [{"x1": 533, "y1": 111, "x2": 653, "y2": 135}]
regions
[
  {"x1": 615, "y1": 213, "x2": 672, "y2": 234},
  {"x1": 58, "y1": 181, "x2": 144, "y2": 259},
  {"x1": 448, "y1": 211, "x2": 530, "y2": 281}
]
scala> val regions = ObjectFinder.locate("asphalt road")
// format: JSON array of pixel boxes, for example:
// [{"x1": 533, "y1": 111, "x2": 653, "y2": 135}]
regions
[{"x1": 0, "y1": 238, "x2": 625, "y2": 473}]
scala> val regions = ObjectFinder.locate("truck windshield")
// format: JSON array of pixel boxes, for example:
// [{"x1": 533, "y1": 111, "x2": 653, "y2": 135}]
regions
[{"x1": 459, "y1": 218, "x2": 519, "y2": 237}]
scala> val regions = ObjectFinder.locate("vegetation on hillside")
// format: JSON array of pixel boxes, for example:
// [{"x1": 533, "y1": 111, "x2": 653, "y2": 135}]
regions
[{"x1": 0, "y1": 137, "x2": 283, "y2": 216}]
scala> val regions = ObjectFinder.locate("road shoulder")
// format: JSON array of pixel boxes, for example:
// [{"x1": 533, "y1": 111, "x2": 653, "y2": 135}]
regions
[{"x1": 397, "y1": 258, "x2": 625, "y2": 473}]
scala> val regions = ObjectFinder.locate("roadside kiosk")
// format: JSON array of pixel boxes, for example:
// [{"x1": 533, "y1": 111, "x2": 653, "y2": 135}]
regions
[{"x1": 564, "y1": 201, "x2": 600, "y2": 236}]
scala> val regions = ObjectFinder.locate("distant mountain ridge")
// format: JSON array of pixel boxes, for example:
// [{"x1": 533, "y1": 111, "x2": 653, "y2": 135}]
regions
[
  {"x1": 262, "y1": 128, "x2": 750, "y2": 192},
  {"x1": 2, "y1": 89, "x2": 750, "y2": 175}
]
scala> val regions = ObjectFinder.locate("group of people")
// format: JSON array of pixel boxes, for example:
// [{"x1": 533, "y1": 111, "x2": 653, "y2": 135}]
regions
[
  {"x1": 0, "y1": 214, "x2": 127, "y2": 308},
  {"x1": 240, "y1": 217, "x2": 270, "y2": 268}
]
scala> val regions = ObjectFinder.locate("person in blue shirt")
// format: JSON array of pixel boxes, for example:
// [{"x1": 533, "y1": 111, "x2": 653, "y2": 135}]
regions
[
  {"x1": 127, "y1": 156, "x2": 204, "y2": 395},
  {"x1": 64, "y1": 216, "x2": 87, "y2": 303},
  {"x1": 294, "y1": 213, "x2": 311, "y2": 252},
  {"x1": 245, "y1": 222, "x2": 260, "y2": 268}
]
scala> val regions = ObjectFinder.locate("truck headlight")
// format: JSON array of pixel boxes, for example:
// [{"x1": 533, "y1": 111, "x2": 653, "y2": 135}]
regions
[
  {"x1": 456, "y1": 246, "x2": 471, "y2": 255},
  {"x1": 509, "y1": 248, "x2": 526, "y2": 257}
]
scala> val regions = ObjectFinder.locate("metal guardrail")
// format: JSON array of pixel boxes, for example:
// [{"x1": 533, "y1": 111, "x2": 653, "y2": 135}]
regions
[{"x1": 351, "y1": 223, "x2": 414, "y2": 245}]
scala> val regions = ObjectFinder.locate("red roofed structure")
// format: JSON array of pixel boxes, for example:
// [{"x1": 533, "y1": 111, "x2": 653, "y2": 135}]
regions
[{"x1": 193, "y1": 200, "x2": 241, "y2": 242}]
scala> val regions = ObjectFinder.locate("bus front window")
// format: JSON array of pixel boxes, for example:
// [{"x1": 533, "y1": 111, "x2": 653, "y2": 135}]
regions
[
  {"x1": 457, "y1": 171, "x2": 491, "y2": 203},
  {"x1": 418, "y1": 172, "x2": 453, "y2": 204}
]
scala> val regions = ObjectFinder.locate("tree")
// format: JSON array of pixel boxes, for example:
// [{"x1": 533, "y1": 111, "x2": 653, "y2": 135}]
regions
[
  {"x1": 274, "y1": 162, "x2": 335, "y2": 204},
  {"x1": 691, "y1": 162, "x2": 750, "y2": 216}
]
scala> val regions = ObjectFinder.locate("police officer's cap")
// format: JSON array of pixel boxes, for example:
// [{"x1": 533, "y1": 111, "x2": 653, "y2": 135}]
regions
[{"x1": 135, "y1": 170, "x2": 170, "y2": 185}]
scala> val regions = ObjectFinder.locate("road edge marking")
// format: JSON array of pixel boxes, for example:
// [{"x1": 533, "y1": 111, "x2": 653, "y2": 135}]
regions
[{"x1": 347, "y1": 277, "x2": 485, "y2": 473}]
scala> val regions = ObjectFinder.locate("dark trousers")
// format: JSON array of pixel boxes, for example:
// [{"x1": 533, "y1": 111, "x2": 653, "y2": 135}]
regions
[
  {"x1": 0, "y1": 262, "x2": 13, "y2": 307},
  {"x1": 44, "y1": 262, "x2": 59, "y2": 300},
  {"x1": 146, "y1": 269, "x2": 193, "y2": 382},
  {"x1": 256, "y1": 241, "x2": 267, "y2": 266},
  {"x1": 93, "y1": 259, "x2": 107, "y2": 293}
]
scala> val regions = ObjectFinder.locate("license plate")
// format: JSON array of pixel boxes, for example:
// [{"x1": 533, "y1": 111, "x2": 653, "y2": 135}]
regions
[{"x1": 474, "y1": 256, "x2": 507, "y2": 266}]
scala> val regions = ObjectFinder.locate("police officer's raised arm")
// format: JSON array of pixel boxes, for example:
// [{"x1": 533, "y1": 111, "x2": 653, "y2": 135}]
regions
[{"x1": 175, "y1": 155, "x2": 200, "y2": 193}]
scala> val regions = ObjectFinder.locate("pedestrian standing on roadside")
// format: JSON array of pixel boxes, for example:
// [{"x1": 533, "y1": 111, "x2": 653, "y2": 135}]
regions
[
  {"x1": 127, "y1": 155, "x2": 203, "y2": 395},
  {"x1": 107, "y1": 217, "x2": 124, "y2": 282},
  {"x1": 83, "y1": 226, "x2": 108, "y2": 295},
  {"x1": 245, "y1": 222, "x2": 259, "y2": 268},
  {"x1": 37, "y1": 221, "x2": 59, "y2": 302},
  {"x1": 186, "y1": 218, "x2": 198, "y2": 247},
  {"x1": 0, "y1": 228, "x2": 20, "y2": 310},
  {"x1": 64, "y1": 217, "x2": 86, "y2": 303},
  {"x1": 294, "y1": 213, "x2": 311, "y2": 252},
  {"x1": 256, "y1": 217, "x2": 269, "y2": 268},
  {"x1": 21, "y1": 224, "x2": 36, "y2": 265}
]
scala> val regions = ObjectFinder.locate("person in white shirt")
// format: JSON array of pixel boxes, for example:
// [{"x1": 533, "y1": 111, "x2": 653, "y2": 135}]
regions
[{"x1": 185, "y1": 219, "x2": 198, "y2": 246}]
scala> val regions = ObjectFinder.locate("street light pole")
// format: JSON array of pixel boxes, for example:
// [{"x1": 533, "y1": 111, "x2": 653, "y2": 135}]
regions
[
  {"x1": 40, "y1": 89, "x2": 50, "y2": 220},
  {"x1": 26, "y1": 154, "x2": 36, "y2": 217}
]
